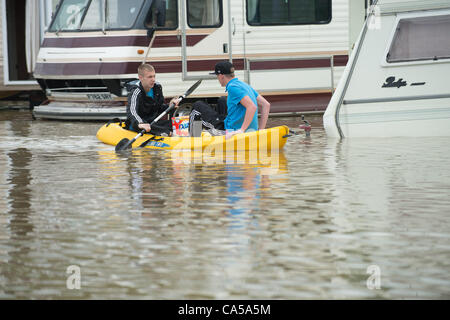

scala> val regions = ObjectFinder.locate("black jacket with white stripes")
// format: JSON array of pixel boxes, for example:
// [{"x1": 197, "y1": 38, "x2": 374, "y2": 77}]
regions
[{"x1": 125, "y1": 80, "x2": 169, "y2": 130}]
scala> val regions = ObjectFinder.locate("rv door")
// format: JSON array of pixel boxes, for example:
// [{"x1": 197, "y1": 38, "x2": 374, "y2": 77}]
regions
[{"x1": 180, "y1": 0, "x2": 228, "y2": 80}]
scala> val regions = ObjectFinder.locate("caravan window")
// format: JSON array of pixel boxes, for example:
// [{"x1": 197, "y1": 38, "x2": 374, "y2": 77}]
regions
[
  {"x1": 246, "y1": 0, "x2": 331, "y2": 26},
  {"x1": 106, "y1": 0, "x2": 146, "y2": 29},
  {"x1": 80, "y1": 0, "x2": 104, "y2": 30},
  {"x1": 387, "y1": 15, "x2": 450, "y2": 63},
  {"x1": 187, "y1": 0, "x2": 223, "y2": 28},
  {"x1": 145, "y1": 0, "x2": 178, "y2": 29},
  {"x1": 49, "y1": 0, "x2": 145, "y2": 31}
]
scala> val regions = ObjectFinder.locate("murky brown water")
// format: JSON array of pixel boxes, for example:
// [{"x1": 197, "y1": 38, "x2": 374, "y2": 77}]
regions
[{"x1": 0, "y1": 109, "x2": 449, "y2": 299}]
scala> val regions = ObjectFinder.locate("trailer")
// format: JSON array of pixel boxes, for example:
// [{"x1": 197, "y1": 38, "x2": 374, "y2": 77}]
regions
[
  {"x1": 323, "y1": 0, "x2": 450, "y2": 137},
  {"x1": 33, "y1": 0, "x2": 360, "y2": 120}
]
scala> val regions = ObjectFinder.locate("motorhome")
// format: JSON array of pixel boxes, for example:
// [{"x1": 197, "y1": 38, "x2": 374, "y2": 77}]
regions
[
  {"x1": 323, "y1": 0, "x2": 450, "y2": 138},
  {"x1": 32, "y1": 0, "x2": 363, "y2": 120}
]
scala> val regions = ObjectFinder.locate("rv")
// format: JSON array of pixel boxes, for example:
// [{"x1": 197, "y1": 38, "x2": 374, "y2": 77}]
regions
[
  {"x1": 32, "y1": 0, "x2": 362, "y2": 120},
  {"x1": 323, "y1": 0, "x2": 450, "y2": 138}
]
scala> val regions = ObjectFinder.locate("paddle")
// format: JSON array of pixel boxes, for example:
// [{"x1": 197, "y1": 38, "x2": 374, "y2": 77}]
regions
[
  {"x1": 143, "y1": 28, "x2": 156, "y2": 64},
  {"x1": 115, "y1": 79, "x2": 202, "y2": 152}
]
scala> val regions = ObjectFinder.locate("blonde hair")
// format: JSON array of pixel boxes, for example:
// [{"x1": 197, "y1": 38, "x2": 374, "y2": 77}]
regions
[{"x1": 138, "y1": 63, "x2": 155, "y2": 76}]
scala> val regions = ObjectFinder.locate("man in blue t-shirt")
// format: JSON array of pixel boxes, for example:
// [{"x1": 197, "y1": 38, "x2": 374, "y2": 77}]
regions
[{"x1": 189, "y1": 61, "x2": 270, "y2": 138}]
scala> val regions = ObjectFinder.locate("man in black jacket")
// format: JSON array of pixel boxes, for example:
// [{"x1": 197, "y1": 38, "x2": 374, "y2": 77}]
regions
[{"x1": 125, "y1": 64, "x2": 179, "y2": 135}]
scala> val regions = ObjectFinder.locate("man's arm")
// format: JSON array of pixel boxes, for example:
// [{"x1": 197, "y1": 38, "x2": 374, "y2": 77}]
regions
[
  {"x1": 239, "y1": 95, "x2": 257, "y2": 132},
  {"x1": 127, "y1": 87, "x2": 150, "y2": 131},
  {"x1": 256, "y1": 95, "x2": 270, "y2": 130},
  {"x1": 127, "y1": 88, "x2": 144, "y2": 124}
]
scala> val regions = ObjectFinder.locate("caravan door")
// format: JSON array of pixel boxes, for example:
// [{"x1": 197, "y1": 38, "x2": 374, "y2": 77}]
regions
[
  {"x1": 238, "y1": 0, "x2": 346, "y2": 113},
  {"x1": 178, "y1": 0, "x2": 231, "y2": 81}
]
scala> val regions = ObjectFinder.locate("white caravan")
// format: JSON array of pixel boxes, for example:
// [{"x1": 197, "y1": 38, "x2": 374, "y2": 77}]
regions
[
  {"x1": 32, "y1": 0, "x2": 357, "y2": 120},
  {"x1": 323, "y1": 0, "x2": 450, "y2": 138}
]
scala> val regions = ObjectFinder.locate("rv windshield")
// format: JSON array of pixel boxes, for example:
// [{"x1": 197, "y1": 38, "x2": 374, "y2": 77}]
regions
[{"x1": 49, "y1": 0, "x2": 145, "y2": 32}]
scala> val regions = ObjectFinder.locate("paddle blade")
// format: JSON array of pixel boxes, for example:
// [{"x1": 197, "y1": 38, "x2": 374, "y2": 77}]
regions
[
  {"x1": 115, "y1": 129, "x2": 146, "y2": 152},
  {"x1": 184, "y1": 79, "x2": 202, "y2": 97},
  {"x1": 115, "y1": 138, "x2": 132, "y2": 152}
]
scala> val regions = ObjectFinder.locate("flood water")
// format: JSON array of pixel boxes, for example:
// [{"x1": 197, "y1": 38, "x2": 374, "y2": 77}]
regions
[{"x1": 0, "y1": 109, "x2": 449, "y2": 299}]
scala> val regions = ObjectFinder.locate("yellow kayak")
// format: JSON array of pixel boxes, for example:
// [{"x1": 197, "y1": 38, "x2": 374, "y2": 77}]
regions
[{"x1": 96, "y1": 122, "x2": 289, "y2": 151}]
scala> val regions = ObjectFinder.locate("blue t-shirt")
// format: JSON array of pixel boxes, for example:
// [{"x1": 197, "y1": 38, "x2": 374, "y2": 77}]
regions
[
  {"x1": 224, "y1": 78, "x2": 259, "y2": 132},
  {"x1": 147, "y1": 88, "x2": 154, "y2": 98}
]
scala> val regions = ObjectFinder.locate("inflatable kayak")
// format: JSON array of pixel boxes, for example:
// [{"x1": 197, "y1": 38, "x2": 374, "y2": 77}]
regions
[{"x1": 96, "y1": 122, "x2": 289, "y2": 151}]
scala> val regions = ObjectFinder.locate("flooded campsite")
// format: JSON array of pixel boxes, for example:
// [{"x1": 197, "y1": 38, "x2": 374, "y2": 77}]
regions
[
  {"x1": 0, "y1": 110, "x2": 449, "y2": 299},
  {"x1": 1, "y1": 0, "x2": 450, "y2": 302}
]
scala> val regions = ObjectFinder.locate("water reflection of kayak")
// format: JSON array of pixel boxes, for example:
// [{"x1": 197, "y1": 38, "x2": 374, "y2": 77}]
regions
[
  {"x1": 169, "y1": 149, "x2": 288, "y2": 170},
  {"x1": 96, "y1": 122, "x2": 289, "y2": 152}
]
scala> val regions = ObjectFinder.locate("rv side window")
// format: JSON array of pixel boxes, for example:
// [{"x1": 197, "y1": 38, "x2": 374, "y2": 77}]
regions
[
  {"x1": 187, "y1": 0, "x2": 223, "y2": 28},
  {"x1": 387, "y1": 15, "x2": 450, "y2": 63},
  {"x1": 106, "y1": 0, "x2": 145, "y2": 29},
  {"x1": 145, "y1": 0, "x2": 178, "y2": 29},
  {"x1": 246, "y1": 0, "x2": 331, "y2": 26},
  {"x1": 80, "y1": 0, "x2": 103, "y2": 30}
]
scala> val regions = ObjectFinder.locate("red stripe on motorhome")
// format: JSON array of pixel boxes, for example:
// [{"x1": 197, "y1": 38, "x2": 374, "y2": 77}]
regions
[
  {"x1": 333, "y1": 55, "x2": 348, "y2": 66},
  {"x1": 34, "y1": 56, "x2": 346, "y2": 77},
  {"x1": 34, "y1": 59, "x2": 246, "y2": 76},
  {"x1": 41, "y1": 35, "x2": 208, "y2": 48},
  {"x1": 250, "y1": 55, "x2": 348, "y2": 70},
  {"x1": 267, "y1": 92, "x2": 332, "y2": 113}
]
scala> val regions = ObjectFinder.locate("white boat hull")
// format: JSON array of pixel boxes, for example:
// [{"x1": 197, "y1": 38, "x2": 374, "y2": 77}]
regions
[
  {"x1": 332, "y1": 98, "x2": 450, "y2": 138},
  {"x1": 33, "y1": 102, "x2": 126, "y2": 121}
]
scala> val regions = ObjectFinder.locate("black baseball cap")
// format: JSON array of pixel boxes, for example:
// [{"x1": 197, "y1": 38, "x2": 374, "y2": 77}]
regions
[{"x1": 210, "y1": 61, "x2": 235, "y2": 75}]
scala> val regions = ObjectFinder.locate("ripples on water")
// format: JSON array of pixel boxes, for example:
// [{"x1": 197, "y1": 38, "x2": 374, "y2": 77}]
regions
[{"x1": 0, "y1": 111, "x2": 449, "y2": 299}]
